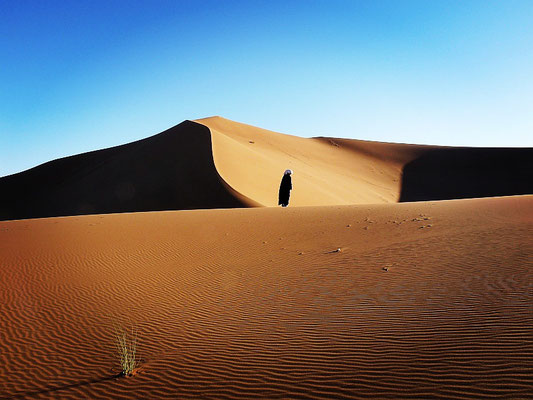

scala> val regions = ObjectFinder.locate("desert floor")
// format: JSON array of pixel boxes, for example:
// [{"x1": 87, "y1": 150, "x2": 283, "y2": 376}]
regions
[{"x1": 1, "y1": 195, "x2": 532, "y2": 399}]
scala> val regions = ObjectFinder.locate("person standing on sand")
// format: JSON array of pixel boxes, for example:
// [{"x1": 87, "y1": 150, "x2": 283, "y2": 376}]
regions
[{"x1": 278, "y1": 169, "x2": 293, "y2": 207}]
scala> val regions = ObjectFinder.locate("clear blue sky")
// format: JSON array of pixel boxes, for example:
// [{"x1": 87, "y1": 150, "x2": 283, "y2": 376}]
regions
[{"x1": 1, "y1": 0, "x2": 532, "y2": 177}]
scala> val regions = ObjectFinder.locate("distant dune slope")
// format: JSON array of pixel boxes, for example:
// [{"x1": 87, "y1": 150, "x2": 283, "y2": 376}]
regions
[
  {"x1": 1, "y1": 116, "x2": 532, "y2": 220},
  {"x1": 399, "y1": 147, "x2": 533, "y2": 201},
  {"x1": 0, "y1": 121, "x2": 257, "y2": 221}
]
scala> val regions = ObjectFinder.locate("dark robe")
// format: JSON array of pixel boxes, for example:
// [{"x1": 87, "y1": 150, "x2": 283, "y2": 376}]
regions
[{"x1": 278, "y1": 174, "x2": 292, "y2": 206}]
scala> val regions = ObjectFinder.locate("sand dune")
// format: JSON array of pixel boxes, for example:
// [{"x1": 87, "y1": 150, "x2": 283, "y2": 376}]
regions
[
  {"x1": 198, "y1": 117, "x2": 533, "y2": 204},
  {"x1": 0, "y1": 195, "x2": 531, "y2": 399},
  {"x1": 1, "y1": 116, "x2": 531, "y2": 398},
  {"x1": 0, "y1": 120, "x2": 256, "y2": 221},
  {"x1": 2, "y1": 116, "x2": 531, "y2": 221},
  {"x1": 197, "y1": 116, "x2": 410, "y2": 206}
]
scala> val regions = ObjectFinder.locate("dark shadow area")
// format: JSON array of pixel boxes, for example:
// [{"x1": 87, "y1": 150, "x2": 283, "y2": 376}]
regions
[
  {"x1": 399, "y1": 147, "x2": 533, "y2": 202},
  {"x1": 0, "y1": 121, "x2": 253, "y2": 221},
  {"x1": 4, "y1": 373, "x2": 122, "y2": 399}
]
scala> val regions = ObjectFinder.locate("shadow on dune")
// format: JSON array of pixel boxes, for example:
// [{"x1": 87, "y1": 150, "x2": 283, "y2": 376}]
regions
[
  {"x1": 0, "y1": 121, "x2": 256, "y2": 221},
  {"x1": 399, "y1": 147, "x2": 533, "y2": 202}
]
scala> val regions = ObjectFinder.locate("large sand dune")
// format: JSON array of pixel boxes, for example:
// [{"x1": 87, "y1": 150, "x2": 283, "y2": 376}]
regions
[
  {"x1": 1, "y1": 117, "x2": 531, "y2": 398},
  {"x1": 0, "y1": 195, "x2": 532, "y2": 399},
  {"x1": 1, "y1": 116, "x2": 531, "y2": 220}
]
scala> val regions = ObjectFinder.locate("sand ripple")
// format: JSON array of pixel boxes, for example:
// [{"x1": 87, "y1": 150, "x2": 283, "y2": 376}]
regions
[{"x1": 0, "y1": 197, "x2": 532, "y2": 399}]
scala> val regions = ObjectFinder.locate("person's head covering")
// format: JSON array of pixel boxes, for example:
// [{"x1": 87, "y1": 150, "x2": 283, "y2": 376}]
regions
[{"x1": 284, "y1": 169, "x2": 293, "y2": 175}]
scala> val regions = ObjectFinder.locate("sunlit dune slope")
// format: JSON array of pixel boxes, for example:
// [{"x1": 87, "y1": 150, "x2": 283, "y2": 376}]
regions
[
  {"x1": 197, "y1": 116, "x2": 533, "y2": 205},
  {"x1": 196, "y1": 116, "x2": 412, "y2": 206},
  {"x1": 0, "y1": 195, "x2": 531, "y2": 399}
]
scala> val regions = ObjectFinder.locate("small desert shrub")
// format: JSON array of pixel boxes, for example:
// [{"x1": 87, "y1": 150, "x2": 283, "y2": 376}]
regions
[{"x1": 114, "y1": 323, "x2": 138, "y2": 376}]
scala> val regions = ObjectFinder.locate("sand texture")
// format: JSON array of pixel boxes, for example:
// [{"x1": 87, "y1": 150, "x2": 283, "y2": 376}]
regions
[
  {"x1": 1, "y1": 195, "x2": 532, "y2": 399},
  {"x1": 2, "y1": 116, "x2": 532, "y2": 220}
]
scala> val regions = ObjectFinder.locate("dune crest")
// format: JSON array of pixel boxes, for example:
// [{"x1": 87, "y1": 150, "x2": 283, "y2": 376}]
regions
[
  {"x1": 0, "y1": 121, "x2": 256, "y2": 221},
  {"x1": 197, "y1": 116, "x2": 533, "y2": 206},
  {"x1": 196, "y1": 116, "x2": 406, "y2": 207}
]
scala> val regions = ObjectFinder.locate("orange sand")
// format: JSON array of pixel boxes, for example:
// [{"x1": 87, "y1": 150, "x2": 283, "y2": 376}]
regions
[
  {"x1": 1, "y1": 116, "x2": 532, "y2": 399},
  {"x1": 1, "y1": 195, "x2": 532, "y2": 399}
]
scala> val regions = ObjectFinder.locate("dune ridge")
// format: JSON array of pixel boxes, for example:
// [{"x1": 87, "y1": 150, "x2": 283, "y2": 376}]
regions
[
  {"x1": 196, "y1": 116, "x2": 408, "y2": 206},
  {"x1": 197, "y1": 117, "x2": 533, "y2": 205},
  {"x1": 2, "y1": 116, "x2": 532, "y2": 221},
  {"x1": 0, "y1": 120, "x2": 257, "y2": 221},
  {"x1": 0, "y1": 195, "x2": 531, "y2": 399}
]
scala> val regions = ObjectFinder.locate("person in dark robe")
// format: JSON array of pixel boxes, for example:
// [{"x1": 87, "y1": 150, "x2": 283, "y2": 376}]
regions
[{"x1": 278, "y1": 169, "x2": 293, "y2": 207}]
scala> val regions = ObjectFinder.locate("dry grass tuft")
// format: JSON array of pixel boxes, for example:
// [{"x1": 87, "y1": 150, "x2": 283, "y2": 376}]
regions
[{"x1": 113, "y1": 323, "x2": 138, "y2": 376}]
